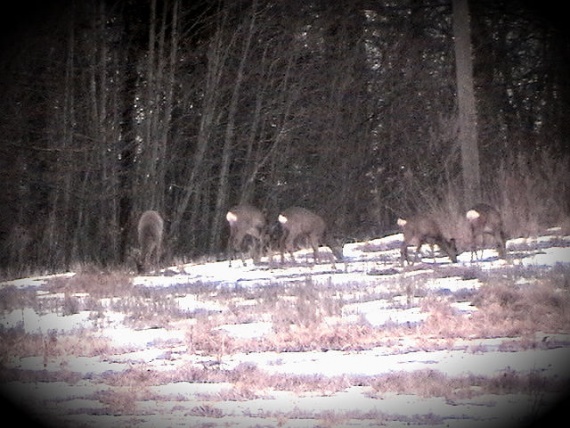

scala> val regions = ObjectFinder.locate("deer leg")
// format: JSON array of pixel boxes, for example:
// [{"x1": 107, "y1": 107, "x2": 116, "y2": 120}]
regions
[
  {"x1": 470, "y1": 227, "x2": 479, "y2": 262},
  {"x1": 147, "y1": 243, "x2": 155, "y2": 272},
  {"x1": 252, "y1": 233, "x2": 264, "y2": 264},
  {"x1": 154, "y1": 244, "x2": 162, "y2": 269},
  {"x1": 413, "y1": 242, "x2": 423, "y2": 265},
  {"x1": 494, "y1": 230, "x2": 506, "y2": 258},
  {"x1": 287, "y1": 234, "x2": 298, "y2": 263},
  {"x1": 228, "y1": 230, "x2": 236, "y2": 267},
  {"x1": 252, "y1": 237, "x2": 260, "y2": 264},
  {"x1": 401, "y1": 242, "x2": 409, "y2": 266},
  {"x1": 429, "y1": 243, "x2": 436, "y2": 263},
  {"x1": 309, "y1": 235, "x2": 320, "y2": 264},
  {"x1": 233, "y1": 231, "x2": 247, "y2": 266},
  {"x1": 280, "y1": 230, "x2": 293, "y2": 264}
]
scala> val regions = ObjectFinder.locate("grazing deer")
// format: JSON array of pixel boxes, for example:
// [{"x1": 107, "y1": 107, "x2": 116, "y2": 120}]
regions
[
  {"x1": 136, "y1": 210, "x2": 164, "y2": 273},
  {"x1": 466, "y1": 203, "x2": 507, "y2": 260},
  {"x1": 226, "y1": 204, "x2": 266, "y2": 266},
  {"x1": 278, "y1": 206, "x2": 343, "y2": 264},
  {"x1": 397, "y1": 216, "x2": 458, "y2": 265}
]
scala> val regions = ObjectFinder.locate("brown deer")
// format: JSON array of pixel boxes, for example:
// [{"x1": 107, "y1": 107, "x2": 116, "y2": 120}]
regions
[
  {"x1": 136, "y1": 210, "x2": 164, "y2": 273},
  {"x1": 466, "y1": 203, "x2": 507, "y2": 260},
  {"x1": 278, "y1": 206, "x2": 343, "y2": 264},
  {"x1": 226, "y1": 204, "x2": 266, "y2": 266},
  {"x1": 397, "y1": 216, "x2": 458, "y2": 265}
]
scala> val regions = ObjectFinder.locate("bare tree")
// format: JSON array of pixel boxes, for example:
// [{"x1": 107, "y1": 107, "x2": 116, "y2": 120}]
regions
[{"x1": 453, "y1": 0, "x2": 481, "y2": 208}]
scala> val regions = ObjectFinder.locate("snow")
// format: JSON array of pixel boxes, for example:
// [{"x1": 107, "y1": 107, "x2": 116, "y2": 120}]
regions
[
  {"x1": 1, "y1": 307, "x2": 94, "y2": 334},
  {"x1": 2, "y1": 272, "x2": 75, "y2": 289},
  {"x1": 216, "y1": 322, "x2": 273, "y2": 339},
  {"x1": 520, "y1": 246, "x2": 570, "y2": 267},
  {"x1": 1, "y1": 230, "x2": 569, "y2": 426},
  {"x1": 219, "y1": 342, "x2": 570, "y2": 378},
  {"x1": 342, "y1": 300, "x2": 429, "y2": 326}
]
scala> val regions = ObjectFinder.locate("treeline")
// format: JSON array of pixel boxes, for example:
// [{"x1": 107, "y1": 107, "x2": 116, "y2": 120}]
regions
[{"x1": 0, "y1": 0, "x2": 568, "y2": 275}]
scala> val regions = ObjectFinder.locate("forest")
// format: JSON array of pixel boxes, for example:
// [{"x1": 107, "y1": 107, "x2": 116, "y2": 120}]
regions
[{"x1": 0, "y1": 0, "x2": 568, "y2": 276}]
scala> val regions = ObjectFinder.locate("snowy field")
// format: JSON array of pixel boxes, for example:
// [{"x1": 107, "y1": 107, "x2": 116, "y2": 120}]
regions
[{"x1": 1, "y1": 229, "x2": 570, "y2": 427}]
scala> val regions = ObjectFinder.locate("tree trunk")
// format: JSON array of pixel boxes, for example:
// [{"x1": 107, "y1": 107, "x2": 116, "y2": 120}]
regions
[
  {"x1": 453, "y1": 0, "x2": 481, "y2": 208},
  {"x1": 209, "y1": 2, "x2": 257, "y2": 253},
  {"x1": 168, "y1": 22, "x2": 227, "y2": 244}
]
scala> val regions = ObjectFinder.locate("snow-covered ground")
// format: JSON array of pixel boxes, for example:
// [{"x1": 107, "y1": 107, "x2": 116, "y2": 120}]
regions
[{"x1": 1, "y1": 229, "x2": 570, "y2": 427}]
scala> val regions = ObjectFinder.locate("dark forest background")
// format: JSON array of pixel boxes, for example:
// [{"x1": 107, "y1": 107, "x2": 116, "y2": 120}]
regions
[{"x1": 0, "y1": 0, "x2": 569, "y2": 276}]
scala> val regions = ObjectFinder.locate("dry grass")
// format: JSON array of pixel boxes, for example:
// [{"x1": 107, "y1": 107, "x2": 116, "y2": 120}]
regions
[
  {"x1": 3, "y1": 263, "x2": 568, "y2": 363},
  {"x1": 0, "y1": 286, "x2": 37, "y2": 311},
  {"x1": 369, "y1": 368, "x2": 568, "y2": 399},
  {"x1": 470, "y1": 277, "x2": 570, "y2": 337},
  {"x1": 0, "y1": 329, "x2": 116, "y2": 370},
  {"x1": 394, "y1": 151, "x2": 570, "y2": 254},
  {"x1": 1, "y1": 245, "x2": 569, "y2": 428},
  {"x1": 46, "y1": 270, "x2": 134, "y2": 298},
  {"x1": 94, "y1": 388, "x2": 138, "y2": 415}
]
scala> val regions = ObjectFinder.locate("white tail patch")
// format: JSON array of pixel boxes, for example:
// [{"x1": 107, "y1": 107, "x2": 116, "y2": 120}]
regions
[
  {"x1": 397, "y1": 218, "x2": 407, "y2": 227},
  {"x1": 226, "y1": 211, "x2": 238, "y2": 223},
  {"x1": 278, "y1": 214, "x2": 288, "y2": 224},
  {"x1": 465, "y1": 209, "x2": 481, "y2": 221}
]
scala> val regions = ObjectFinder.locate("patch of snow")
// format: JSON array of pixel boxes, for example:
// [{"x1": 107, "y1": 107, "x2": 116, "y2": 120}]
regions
[
  {"x1": 424, "y1": 277, "x2": 481, "y2": 293},
  {"x1": 103, "y1": 326, "x2": 185, "y2": 349},
  {"x1": 1, "y1": 230, "x2": 569, "y2": 426},
  {"x1": 342, "y1": 300, "x2": 428, "y2": 326},
  {"x1": 149, "y1": 381, "x2": 234, "y2": 398},
  {"x1": 1, "y1": 307, "x2": 94, "y2": 334},
  {"x1": 216, "y1": 322, "x2": 273, "y2": 339},
  {"x1": 521, "y1": 246, "x2": 570, "y2": 267},
  {"x1": 221, "y1": 344, "x2": 570, "y2": 379},
  {"x1": 175, "y1": 294, "x2": 225, "y2": 313},
  {"x1": 0, "y1": 272, "x2": 75, "y2": 289},
  {"x1": 450, "y1": 301, "x2": 477, "y2": 314},
  {"x1": 11, "y1": 355, "x2": 130, "y2": 375}
]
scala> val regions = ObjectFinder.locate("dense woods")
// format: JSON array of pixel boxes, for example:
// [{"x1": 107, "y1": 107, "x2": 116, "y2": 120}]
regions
[{"x1": 0, "y1": 0, "x2": 568, "y2": 275}]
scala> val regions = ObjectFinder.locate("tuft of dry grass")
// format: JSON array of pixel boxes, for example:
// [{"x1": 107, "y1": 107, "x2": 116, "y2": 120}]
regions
[
  {"x1": 471, "y1": 278, "x2": 570, "y2": 336},
  {"x1": 46, "y1": 271, "x2": 134, "y2": 298},
  {"x1": 0, "y1": 327, "x2": 115, "y2": 365},
  {"x1": 419, "y1": 296, "x2": 474, "y2": 338},
  {"x1": 0, "y1": 286, "x2": 37, "y2": 311},
  {"x1": 369, "y1": 369, "x2": 568, "y2": 399},
  {"x1": 497, "y1": 151, "x2": 570, "y2": 238},
  {"x1": 94, "y1": 388, "x2": 138, "y2": 415}
]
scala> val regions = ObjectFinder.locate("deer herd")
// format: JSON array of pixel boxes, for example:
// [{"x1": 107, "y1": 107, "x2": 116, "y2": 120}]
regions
[{"x1": 135, "y1": 202, "x2": 507, "y2": 273}]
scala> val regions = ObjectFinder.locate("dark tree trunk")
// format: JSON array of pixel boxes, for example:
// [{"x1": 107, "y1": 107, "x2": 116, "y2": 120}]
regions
[{"x1": 453, "y1": 0, "x2": 481, "y2": 208}]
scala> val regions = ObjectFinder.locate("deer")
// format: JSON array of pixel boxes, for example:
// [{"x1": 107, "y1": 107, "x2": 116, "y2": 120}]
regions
[
  {"x1": 397, "y1": 216, "x2": 458, "y2": 265},
  {"x1": 465, "y1": 203, "x2": 507, "y2": 261},
  {"x1": 226, "y1": 204, "x2": 267, "y2": 266},
  {"x1": 278, "y1": 206, "x2": 344, "y2": 265},
  {"x1": 136, "y1": 210, "x2": 164, "y2": 274}
]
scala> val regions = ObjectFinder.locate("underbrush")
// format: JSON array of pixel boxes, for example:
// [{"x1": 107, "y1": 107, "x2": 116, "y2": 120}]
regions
[
  {"x1": 470, "y1": 275, "x2": 570, "y2": 336},
  {"x1": 78, "y1": 362, "x2": 568, "y2": 404},
  {"x1": 397, "y1": 151, "x2": 570, "y2": 251},
  {"x1": 46, "y1": 270, "x2": 134, "y2": 298},
  {"x1": 2, "y1": 262, "x2": 568, "y2": 362},
  {"x1": 369, "y1": 368, "x2": 568, "y2": 399}
]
